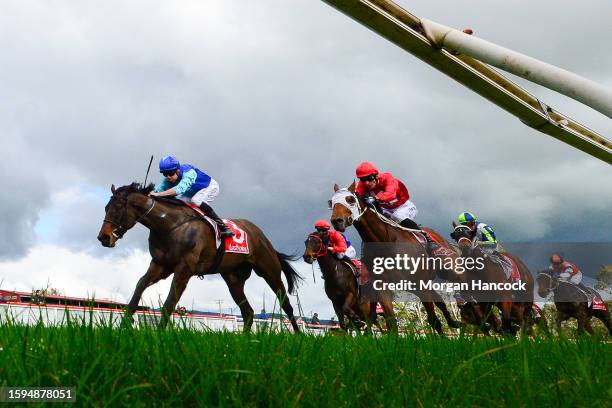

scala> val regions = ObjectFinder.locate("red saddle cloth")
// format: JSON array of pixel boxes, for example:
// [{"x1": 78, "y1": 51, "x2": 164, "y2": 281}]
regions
[
  {"x1": 591, "y1": 295, "x2": 606, "y2": 310},
  {"x1": 418, "y1": 230, "x2": 456, "y2": 257},
  {"x1": 499, "y1": 254, "x2": 521, "y2": 282},
  {"x1": 186, "y1": 204, "x2": 249, "y2": 254},
  {"x1": 345, "y1": 259, "x2": 369, "y2": 285},
  {"x1": 532, "y1": 303, "x2": 542, "y2": 318}
]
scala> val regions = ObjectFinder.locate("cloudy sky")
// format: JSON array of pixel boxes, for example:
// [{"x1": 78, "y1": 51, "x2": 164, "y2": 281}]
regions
[{"x1": 0, "y1": 0, "x2": 610, "y2": 318}]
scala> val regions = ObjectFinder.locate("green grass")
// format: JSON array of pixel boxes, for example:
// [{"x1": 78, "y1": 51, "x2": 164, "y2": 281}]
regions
[{"x1": 0, "y1": 321, "x2": 609, "y2": 407}]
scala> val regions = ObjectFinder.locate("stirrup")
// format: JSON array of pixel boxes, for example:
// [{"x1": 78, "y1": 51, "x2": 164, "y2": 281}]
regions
[{"x1": 218, "y1": 224, "x2": 235, "y2": 237}]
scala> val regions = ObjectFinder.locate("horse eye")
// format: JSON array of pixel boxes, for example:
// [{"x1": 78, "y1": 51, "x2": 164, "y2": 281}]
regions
[
  {"x1": 327, "y1": 200, "x2": 333, "y2": 209},
  {"x1": 346, "y1": 196, "x2": 356, "y2": 205}
]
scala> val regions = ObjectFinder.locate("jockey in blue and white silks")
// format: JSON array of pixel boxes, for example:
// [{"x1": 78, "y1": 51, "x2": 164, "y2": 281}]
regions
[{"x1": 149, "y1": 155, "x2": 234, "y2": 237}]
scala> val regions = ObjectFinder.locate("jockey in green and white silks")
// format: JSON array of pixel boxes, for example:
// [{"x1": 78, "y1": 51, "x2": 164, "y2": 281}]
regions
[
  {"x1": 457, "y1": 212, "x2": 498, "y2": 252},
  {"x1": 149, "y1": 155, "x2": 234, "y2": 237}
]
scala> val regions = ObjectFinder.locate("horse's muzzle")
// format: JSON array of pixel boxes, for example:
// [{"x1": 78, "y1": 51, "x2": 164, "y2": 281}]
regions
[
  {"x1": 302, "y1": 254, "x2": 315, "y2": 264},
  {"x1": 97, "y1": 233, "x2": 116, "y2": 248},
  {"x1": 332, "y1": 218, "x2": 346, "y2": 232}
]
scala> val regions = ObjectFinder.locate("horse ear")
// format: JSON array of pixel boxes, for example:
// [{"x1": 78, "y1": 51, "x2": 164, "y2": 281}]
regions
[
  {"x1": 348, "y1": 180, "x2": 356, "y2": 192},
  {"x1": 333, "y1": 183, "x2": 340, "y2": 192},
  {"x1": 111, "y1": 184, "x2": 116, "y2": 194},
  {"x1": 452, "y1": 221, "x2": 457, "y2": 228}
]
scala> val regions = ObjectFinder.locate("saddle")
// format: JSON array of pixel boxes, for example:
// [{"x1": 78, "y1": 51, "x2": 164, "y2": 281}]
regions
[
  {"x1": 341, "y1": 258, "x2": 369, "y2": 286},
  {"x1": 480, "y1": 248, "x2": 520, "y2": 282},
  {"x1": 573, "y1": 284, "x2": 606, "y2": 310},
  {"x1": 154, "y1": 198, "x2": 249, "y2": 254}
]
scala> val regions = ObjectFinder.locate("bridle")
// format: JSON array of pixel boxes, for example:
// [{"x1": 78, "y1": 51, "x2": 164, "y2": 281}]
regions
[
  {"x1": 104, "y1": 196, "x2": 156, "y2": 239},
  {"x1": 305, "y1": 233, "x2": 328, "y2": 260},
  {"x1": 538, "y1": 272, "x2": 558, "y2": 295}
]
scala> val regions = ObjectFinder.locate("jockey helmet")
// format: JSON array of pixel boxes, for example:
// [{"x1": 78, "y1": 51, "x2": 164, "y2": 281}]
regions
[
  {"x1": 159, "y1": 156, "x2": 180, "y2": 173},
  {"x1": 314, "y1": 219, "x2": 331, "y2": 230},
  {"x1": 458, "y1": 212, "x2": 477, "y2": 225},
  {"x1": 355, "y1": 162, "x2": 379, "y2": 178}
]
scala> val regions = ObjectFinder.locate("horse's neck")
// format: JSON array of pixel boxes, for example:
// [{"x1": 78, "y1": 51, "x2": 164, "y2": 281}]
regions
[
  {"x1": 357, "y1": 209, "x2": 415, "y2": 243},
  {"x1": 140, "y1": 200, "x2": 192, "y2": 233},
  {"x1": 317, "y1": 255, "x2": 353, "y2": 288},
  {"x1": 317, "y1": 254, "x2": 339, "y2": 275}
]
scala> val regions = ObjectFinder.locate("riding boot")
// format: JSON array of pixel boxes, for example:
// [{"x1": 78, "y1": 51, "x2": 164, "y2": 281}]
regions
[
  {"x1": 400, "y1": 218, "x2": 420, "y2": 230},
  {"x1": 198, "y1": 202, "x2": 234, "y2": 237}
]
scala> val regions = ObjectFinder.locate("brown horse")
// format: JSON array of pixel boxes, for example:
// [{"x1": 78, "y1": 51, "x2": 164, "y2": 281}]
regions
[
  {"x1": 302, "y1": 232, "x2": 384, "y2": 334},
  {"x1": 451, "y1": 224, "x2": 535, "y2": 335},
  {"x1": 537, "y1": 271, "x2": 611, "y2": 335},
  {"x1": 329, "y1": 183, "x2": 461, "y2": 335},
  {"x1": 97, "y1": 183, "x2": 303, "y2": 332}
]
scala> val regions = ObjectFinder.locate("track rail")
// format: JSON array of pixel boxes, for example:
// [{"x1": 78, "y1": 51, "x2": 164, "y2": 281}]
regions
[{"x1": 322, "y1": 0, "x2": 612, "y2": 164}]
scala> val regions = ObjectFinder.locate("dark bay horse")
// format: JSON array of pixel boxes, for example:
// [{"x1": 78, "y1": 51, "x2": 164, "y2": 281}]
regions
[
  {"x1": 302, "y1": 232, "x2": 383, "y2": 334},
  {"x1": 452, "y1": 224, "x2": 535, "y2": 335},
  {"x1": 97, "y1": 183, "x2": 303, "y2": 332},
  {"x1": 537, "y1": 271, "x2": 611, "y2": 335},
  {"x1": 329, "y1": 183, "x2": 461, "y2": 335}
]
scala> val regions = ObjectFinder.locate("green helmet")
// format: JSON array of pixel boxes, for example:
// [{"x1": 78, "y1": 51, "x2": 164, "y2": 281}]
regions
[{"x1": 458, "y1": 212, "x2": 477, "y2": 225}]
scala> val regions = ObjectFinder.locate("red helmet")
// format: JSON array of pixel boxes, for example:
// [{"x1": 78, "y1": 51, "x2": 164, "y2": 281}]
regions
[
  {"x1": 356, "y1": 162, "x2": 379, "y2": 178},
  {"x1": 314, "y1": 219, "x2": 331, "y2": 230}
]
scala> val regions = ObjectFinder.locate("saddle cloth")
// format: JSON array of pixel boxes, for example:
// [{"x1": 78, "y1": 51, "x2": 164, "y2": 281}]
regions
[
  {"x1": 186, "y1": 204, "x2": 249, "y2": 254},
  {"x1": 342, "y1": 259, "x2": 369, "y2": 285},
  {"x1": 414, "y1": 230, "x2": 457, "y2": 257},
  {"x1": 575, "y1": 285, "x2": 606, "y2": 310},
  {"x1": 488, "y1": 252, "x2": 521, "y2": 282}
]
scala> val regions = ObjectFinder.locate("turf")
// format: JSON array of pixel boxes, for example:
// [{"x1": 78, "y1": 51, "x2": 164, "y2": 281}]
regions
[{"x1": 0, "y1": 321, "x2": 609, "y2": 407}]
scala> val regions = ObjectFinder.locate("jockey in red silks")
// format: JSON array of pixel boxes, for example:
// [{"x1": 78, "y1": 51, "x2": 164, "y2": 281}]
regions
[
  {"x1": 149, "y1": 155, "x2": 234, "y2": 237},
  {"x1": 315, "y1": 220, "x2": 355, "y2": 260},
  {"x1": 549, "y1": 253, "x2": 583, "y2": 286},
  {"x1": 355, "y1": 162, "x2": 419, "y2": 230}
]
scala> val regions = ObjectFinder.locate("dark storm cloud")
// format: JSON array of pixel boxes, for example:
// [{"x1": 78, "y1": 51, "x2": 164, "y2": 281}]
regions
[{"x1": 0, "y1": 0, "x2": 610, "y2": 258}]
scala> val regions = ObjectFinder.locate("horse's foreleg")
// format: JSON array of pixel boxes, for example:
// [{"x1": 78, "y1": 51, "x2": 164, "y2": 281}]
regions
[
  {"x1": 429, "y1": 290, "x2": 460, "y2": 328},
  {"x1": 379, "y1": 299, "x2": 398, "y2": 334},
  {"x1": 128, "y1": 261, "x2": 169, "y2": 316},
  {"x1": 159, "y1": 267, "x2": 192, "y2": 329}
]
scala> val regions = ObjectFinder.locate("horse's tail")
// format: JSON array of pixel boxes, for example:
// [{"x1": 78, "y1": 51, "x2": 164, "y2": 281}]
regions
[{"x1": 276, "y1": 252, "x2": 303, "y2": 295}]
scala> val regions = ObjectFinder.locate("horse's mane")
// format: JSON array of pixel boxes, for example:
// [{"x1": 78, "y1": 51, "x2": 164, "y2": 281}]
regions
[{"x1": 115, "y1": 182, "x2": 155, "y2": 196}]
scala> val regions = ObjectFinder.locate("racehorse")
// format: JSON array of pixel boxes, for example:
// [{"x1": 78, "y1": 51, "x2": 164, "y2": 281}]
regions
[
  {"x1": 329, "y1": 183, "x2": 461, "y2": 335},
  {"x1": 97, "y1": 183, "x2": 303, "y2": 332},
  {"x1": 537, "y1": 271, "x2": 611, "y2": 335},
  {"x1": 302, "y1": 231, "x2": 384, "y2": 334},
  {"x1": 451, "y1": 224, "x2": 535, "y2": 335}
]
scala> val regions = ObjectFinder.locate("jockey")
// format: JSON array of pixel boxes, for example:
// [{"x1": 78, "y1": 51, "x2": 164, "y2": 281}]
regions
[
  {"x1": 457, "y1": 212, "x2": 497, "y2": 252},
  {"x1": 149, "y1": 155, "x2": 234, "y2": 237},
  {"x1": 314, "y1": 219, "x2": 352, "y2": 260},
  {"x1": 549, "y1": 253, "x2": 583, "y2": 286},
  {"x1": 355, "y1": 162, "x2": 419, "y2": 230}
]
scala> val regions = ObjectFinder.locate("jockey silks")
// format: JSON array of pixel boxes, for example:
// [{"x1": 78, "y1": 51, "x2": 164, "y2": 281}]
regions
[{"x1": 179, "y1": 164, "x2": 212, "y2": 196}]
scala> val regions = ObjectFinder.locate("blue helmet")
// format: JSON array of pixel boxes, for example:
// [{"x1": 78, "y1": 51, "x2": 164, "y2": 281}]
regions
[{"x1": 159, "y1": 156, "x2": 180, "y2": 173}]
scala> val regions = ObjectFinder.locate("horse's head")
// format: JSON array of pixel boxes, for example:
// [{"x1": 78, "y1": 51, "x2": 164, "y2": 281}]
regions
[
  {"x1": 329, "y1": 182, "x2": 362, "y2": 232},
  {"x1": 536, "y1": 271, "x2": 555, "y2": 297},
  {"x1": 97, "y1": 183, "x2": 154, "y2": 247},
  {"x1": 450, "y1": 223, "x2": 474, "y2": 256},
  {"x1": 302, "y1": 232, "x2": 328, "y2": 264}
]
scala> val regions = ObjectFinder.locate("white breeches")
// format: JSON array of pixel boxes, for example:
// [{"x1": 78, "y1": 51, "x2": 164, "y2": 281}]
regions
[
  {"x1": 382, "y1": 199, "x2": 418, "y2": 222},
  {"x1": 178, "y1": 179, "x2": 220, "y2": 205}
]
